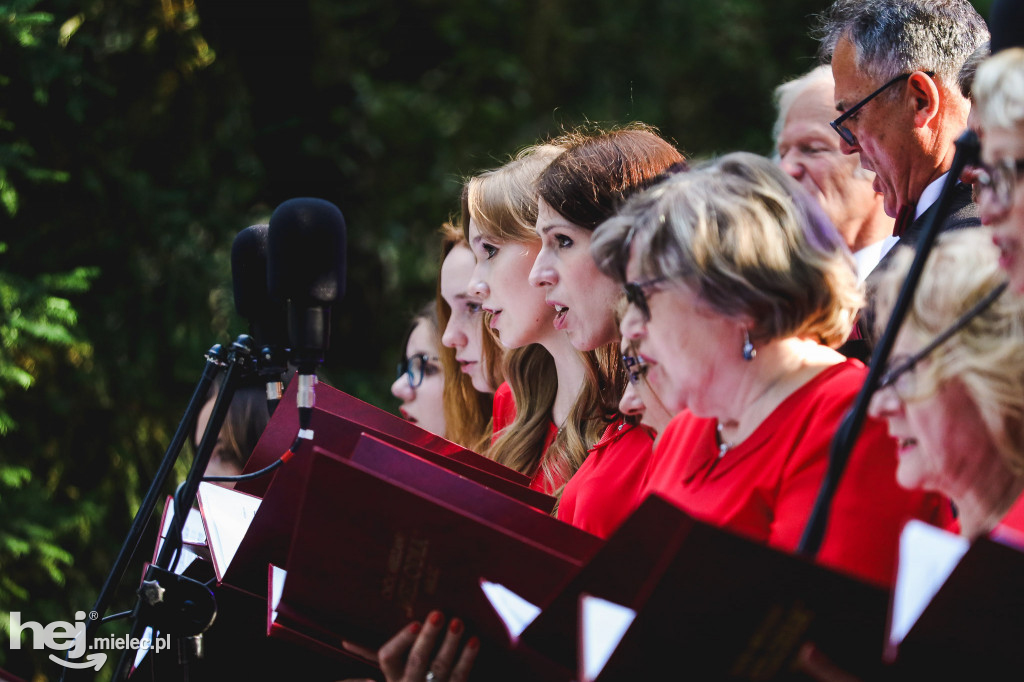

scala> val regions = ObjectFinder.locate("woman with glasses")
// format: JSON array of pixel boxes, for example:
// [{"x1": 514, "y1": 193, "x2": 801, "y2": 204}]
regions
[
  {"x1": 390, "y1": 301, "x2": 446, "y2": 438},
  {"x1": 975, "y1": 47, "x2": 1024, "y2": 293},
  {"x1": 797, "y1": 229, "x2": 1024, "y2": 682},
  {"x1": 868, "y1": 229, "x2": 1024, "y2": 538},
  {"x1": 592, "y1": 152, "x2": 951, "y2": 587},
  {"x1": 618, "y1": 339, "x2": 674, "y2": 445}
]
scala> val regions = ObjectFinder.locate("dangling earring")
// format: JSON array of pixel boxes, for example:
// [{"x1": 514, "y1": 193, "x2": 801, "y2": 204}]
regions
[{"x1": 742, "y1": 329, "x2": 756, "y2": 362}]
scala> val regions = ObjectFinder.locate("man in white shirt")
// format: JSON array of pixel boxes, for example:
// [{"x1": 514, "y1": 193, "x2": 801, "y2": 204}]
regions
[
  {"x1": 817, "y1": 0, "x2": 986, "y2": 249},
  {"x1": 775, "y1": 65, "x2": 897, "y2": 281}
]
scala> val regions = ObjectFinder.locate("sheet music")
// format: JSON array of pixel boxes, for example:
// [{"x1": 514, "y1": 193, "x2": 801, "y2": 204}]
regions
[
  {"x1": 480, "y1": 579, "x2": 540, "y2": 640},
  {"x1": 197, "y1": 481, "x2": 261, "y2": 578},
  {"x1": 270, "y1": 565, "x2": 287, "y2": 621},
  {"x1": 580, "y1": 594, "x2": 636, "y2": 682},
  {"x1": 888, "y1": 519, "x2": 969, "y2": 647},
  {"x1": 159, "y1": 500, "x2": 207, "y2": 545}
]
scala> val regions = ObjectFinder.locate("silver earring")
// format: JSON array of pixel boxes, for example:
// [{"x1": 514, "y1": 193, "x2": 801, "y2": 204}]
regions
[{"x1": 742, "y1": 330, "x2": 756, "y2": 361}]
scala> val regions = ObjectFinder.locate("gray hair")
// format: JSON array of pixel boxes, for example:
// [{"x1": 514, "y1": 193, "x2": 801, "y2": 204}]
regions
[
  {"x1": 772, "y1": 65, "x2": 835, "y2": 145},
  {"x1": 973, "y1": 46, "x2": 1024, "y2": 131},
  {"x1": 958, "y1": 40, "x2": 991, "y2": 99},
  {"x1": 591, "y1": 152, "x2": 863, "y2": 348},
  {"x1": 816, "y1": 0, "x2": 989, "y2": 82},
  {"x1": 874, "y1": 228, "x2": 1024, "y2": 473}
]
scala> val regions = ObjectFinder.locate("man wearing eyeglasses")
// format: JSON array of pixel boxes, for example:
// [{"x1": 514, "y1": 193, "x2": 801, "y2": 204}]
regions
[{"x1": 816, "y1": 0, "x2": 988, "y2": 249}]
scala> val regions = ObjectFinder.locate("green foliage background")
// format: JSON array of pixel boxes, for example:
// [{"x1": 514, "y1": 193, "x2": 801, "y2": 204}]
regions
[{"x1": 0, "y1": 0, "x2": 992, "y2": 678}]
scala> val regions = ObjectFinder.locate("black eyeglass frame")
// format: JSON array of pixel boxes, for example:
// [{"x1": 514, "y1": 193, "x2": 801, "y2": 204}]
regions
[
  {"x1": 830, "y1": 71, "x2": 935, "y2": 147},
  {"x1": 622, "y1": 353, "x2": 649, "y2": 385},
  {"x1": 623, "y1": 276, "x2": 668, "y2": 322},
  {"x1": 395, "y1": 352, "x2": 438, "y2": 390},
  {"x1": 877, "y1": 281, "x2": 1008, "y2": 395},
  {"x1": 975, "y1": 157, "x2": 1024, "y2": 211}
]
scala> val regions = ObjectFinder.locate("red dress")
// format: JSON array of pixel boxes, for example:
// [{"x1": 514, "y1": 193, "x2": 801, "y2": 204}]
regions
[
  {"x1": 557, "y1": 418, "x2": 656, "y2": 538},
  {"x1": 641, "y1": 360, "x2": 954, "y2": 587},
  {"x1": 491, "y1": 382, "x2": 562, "y2": 495}
]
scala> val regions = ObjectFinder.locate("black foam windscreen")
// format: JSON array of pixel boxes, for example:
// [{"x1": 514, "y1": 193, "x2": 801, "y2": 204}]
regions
[
  {"x1": 266, "y1": 198, "x2": 347, "y2": 305},
  {"x1": 266, "y1": 198, "x2": 347, "y2": 367},
  {"x1": 231, "y1": 224, "x2": 287, "y2": 349}
]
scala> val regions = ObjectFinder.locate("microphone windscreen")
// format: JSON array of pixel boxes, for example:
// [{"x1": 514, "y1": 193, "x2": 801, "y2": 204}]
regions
[
  {"x1": 267, "y1": 198, "x2": 347, "y2": 305},
  {"x1": 232, "y1": 224, "x2": 270, "y2": 320},
  {"x1": 231, "y1": 224, "x2": 287, "y2": 347}
]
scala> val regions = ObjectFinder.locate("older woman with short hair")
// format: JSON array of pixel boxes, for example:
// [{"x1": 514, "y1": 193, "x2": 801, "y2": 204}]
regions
[
  {"x1": 592, "y1": 152, "x2": 951, "y2": 587},
  {"x1": 974, "y1": 47, "x2": 1024, "y2": 294},
  {"x1": 868, "y1": 228, "x2": 1024, "y2": 538}
]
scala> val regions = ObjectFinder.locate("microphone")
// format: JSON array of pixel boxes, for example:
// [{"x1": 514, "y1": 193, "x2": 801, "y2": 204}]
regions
[
  {"x1": 267, "y1": 198, "x2": 347, "y2": 429},
  {"x1": 231, "y1": 224, "x2": 288, "y2": 413}
]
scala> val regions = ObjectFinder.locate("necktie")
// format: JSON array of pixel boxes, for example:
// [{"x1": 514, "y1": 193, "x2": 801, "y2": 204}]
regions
[{"x1": 893, "y1": 203, "x2": 916, "y2": 238}]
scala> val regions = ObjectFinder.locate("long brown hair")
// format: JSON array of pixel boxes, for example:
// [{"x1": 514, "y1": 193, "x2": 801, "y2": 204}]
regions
[
  {"x1": 537, "y1": 124, "x2": 687, "y2": 491},
  {"x1": 436, "y1": 222, "x2": 496, "y2": 452}
]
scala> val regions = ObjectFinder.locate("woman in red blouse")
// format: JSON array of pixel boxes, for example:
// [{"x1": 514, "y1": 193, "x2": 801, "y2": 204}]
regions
[
  {"x1": 591, "y1": 152, "x2": 952, "y2": 587},
  {"x1": 868, "y1": 230, "x2": 1024, "y2": 539}
]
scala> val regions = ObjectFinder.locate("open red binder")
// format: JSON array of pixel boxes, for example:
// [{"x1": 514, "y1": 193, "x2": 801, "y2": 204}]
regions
[
  {"x1": 237, "y1": 378, "x2": 543, "y2": 507},
  {"x1": 522, "y1": 495, "x2": 889, "y2": 682},
  {"x1": 271, "y1": 438, "x2": 601, "y2": 680},
  {"x1": 887, "y1": 521, "x2": 1024, "y2": 677},
  {"x1": 217, "y1": 381, "x2": 556, "y2": 595}
]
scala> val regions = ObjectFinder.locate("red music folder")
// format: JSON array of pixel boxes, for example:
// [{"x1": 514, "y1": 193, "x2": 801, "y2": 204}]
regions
[
  {"x1": 887, "y1": 520, "x2": 1024, "y2": 677},
  {"x1": 525, "y1": 495, "x2": 888, "y2": 682},
  {"x1": 237, "y1": 378, "x2": 538, "y2": 501},
  {"x1": 216, "y1": 397, "x2": 561, "y2": 596},
  {"x1": 266, "y1": 564, "x2": 380, "y2": 676},
  {"x1": 272, "y1": 442, "x2": 598, "y2": 680}
]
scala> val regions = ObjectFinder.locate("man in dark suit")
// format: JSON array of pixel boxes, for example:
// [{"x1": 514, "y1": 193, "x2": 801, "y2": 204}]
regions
[
  {"x1": 816, "y1": 0, "x2": 988, "y2": 359},
  {"x1": 816, "y1": 0, "x2": 988, "y2": 249}
]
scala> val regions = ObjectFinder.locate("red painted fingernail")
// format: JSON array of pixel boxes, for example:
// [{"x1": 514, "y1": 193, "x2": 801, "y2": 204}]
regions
[
  {"x1": 467, "y1": 636, "x2": 480, "y2": 650},
  {"x1": 449, "y1": 618, "x2": 463, "y2": 635},
  {"x1": 429, "y1": 611, "x2": 443, "y2": 626},
  {"x1": 410, "y1": 622, "x2": 422, "y2": 635}
]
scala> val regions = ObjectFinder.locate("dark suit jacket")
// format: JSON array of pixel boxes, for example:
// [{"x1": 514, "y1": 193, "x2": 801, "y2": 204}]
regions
[{"x1": 839, "y1": 181, "x2": 980, "y2": 362}]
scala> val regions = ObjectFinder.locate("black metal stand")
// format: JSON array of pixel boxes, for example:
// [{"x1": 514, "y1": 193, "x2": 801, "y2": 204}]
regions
[
  {"x1": 798, "y1": 130, "x2": 981, "y2": 557},
  {"x1": 61, "y1": 335, "x2": 263, "y2": 681},
  {"x1": 109, "y1": 334, "x2": 257, "y2": 682},
  {"x1": 70, "y1": 343, "x2": 224, "y2": 673}
]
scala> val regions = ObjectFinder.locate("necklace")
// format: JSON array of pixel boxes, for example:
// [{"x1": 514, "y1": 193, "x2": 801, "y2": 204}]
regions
[{"x1": 715, "y1": 421, "x2": 735, "y2": 458}]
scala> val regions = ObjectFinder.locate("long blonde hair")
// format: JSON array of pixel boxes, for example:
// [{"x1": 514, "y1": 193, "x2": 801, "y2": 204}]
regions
[
  {"x1": 464, "y1": 144, "x2": 606, "y2": 497},
  {"x1": 436, "y1": 222, "x2": 496, "y2": 452}
]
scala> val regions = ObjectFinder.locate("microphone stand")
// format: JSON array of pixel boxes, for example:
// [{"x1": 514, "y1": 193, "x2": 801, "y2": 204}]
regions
[
  {"x1": 797, "y1": 130, "x2": 980, "y2": 558},
  {"x1": 68, "y1": 342, "x2": 225, "y2": 682},
  {"x1": 107, "y1": 334, "x2": 258, "y2": 682}
]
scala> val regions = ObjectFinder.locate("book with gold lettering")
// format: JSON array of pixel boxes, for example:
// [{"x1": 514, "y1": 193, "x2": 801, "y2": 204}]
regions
[
  {"x1": 270, "y1": 439, "x2": 600, "y2": 680},
  {"x1": 523, "y1": 495, "x2": 889, "y2": 682}
]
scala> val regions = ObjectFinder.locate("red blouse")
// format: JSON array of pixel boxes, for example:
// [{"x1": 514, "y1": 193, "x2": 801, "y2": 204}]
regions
[
  {"x1": 994, "y1": 491, "x2": 1024, "y2": 539},
  {"x1": 642, "y1": 360, "x2": 954, "y2": 587},
  {"x1": 557, "y1": 418, "x2": 656, "y2": 538},
  {"x1": 491, "y1": 381, "x2": 562, "y2": 495}
]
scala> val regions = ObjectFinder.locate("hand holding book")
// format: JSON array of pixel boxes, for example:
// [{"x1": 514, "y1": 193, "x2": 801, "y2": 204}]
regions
[{"x1": 338, "y1": 611, "x2": 480, "y2": 682}]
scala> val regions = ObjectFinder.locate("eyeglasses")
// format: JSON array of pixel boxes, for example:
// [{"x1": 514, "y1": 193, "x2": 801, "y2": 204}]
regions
[
  {"x1": 396, "y1": 353, "x2": 440, "y2": 389},
  {"x1": 877, "y1": 281, "x2": 1007, "y2": 400},
  {"x1": 622, "y1": 353, "x2": 650, "y2": 385},
  {"x1": 623, "y1": 277, "x2": 667, "y2": 322},
  {"x1": 975, "y1": 157, "x2": 1024, "y2": 214},
  {"x1": 830, "y1": 72, "x2": 934, "y2": 147}
]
